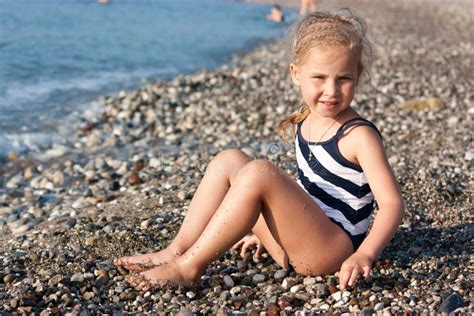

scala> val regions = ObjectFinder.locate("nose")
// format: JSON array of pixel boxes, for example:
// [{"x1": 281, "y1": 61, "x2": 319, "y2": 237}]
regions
[{"x1": 323, "y1": 79, "x2": 338, "y2": 97}]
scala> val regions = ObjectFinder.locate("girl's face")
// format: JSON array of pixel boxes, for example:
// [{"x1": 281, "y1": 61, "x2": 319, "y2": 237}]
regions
[{"x1": 290, "y1": 45, "x2": 360, "y2": 118}]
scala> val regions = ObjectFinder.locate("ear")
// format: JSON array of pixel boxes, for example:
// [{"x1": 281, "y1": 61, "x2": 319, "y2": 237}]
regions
[{"x1": 289, "y1": 63, "x2": 300, "y2": 86}]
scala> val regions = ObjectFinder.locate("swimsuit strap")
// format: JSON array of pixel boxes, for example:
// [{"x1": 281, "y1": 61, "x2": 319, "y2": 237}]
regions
[
  {"x1": 295, "y1": 118, "x2": 304, "y2": 137},
  {"x1": 336, "y1": 117, "x2": 383, "y2": 140}
]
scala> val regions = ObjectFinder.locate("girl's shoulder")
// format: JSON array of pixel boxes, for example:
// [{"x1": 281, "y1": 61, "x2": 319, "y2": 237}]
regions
[{"x1": 337, "y1": 115, "x2": 382, "y2": 142}]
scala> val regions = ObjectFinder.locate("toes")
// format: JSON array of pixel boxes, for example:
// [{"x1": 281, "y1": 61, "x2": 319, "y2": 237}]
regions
[
  {"x1": 125, "y1": 273, "x2": 142, "y2": 287},
  {"x1": 113, "y1": 258, "x2": 123, "y2": 267},
  {"x1": 137, "y1": 281, "x2": 150, "y2": 292},
  {"x1": 123, "y1": 263, "x2": 145, "y2": 271}
]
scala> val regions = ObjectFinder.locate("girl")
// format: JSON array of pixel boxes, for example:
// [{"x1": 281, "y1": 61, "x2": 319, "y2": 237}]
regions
[{"x1": 115, "y1": 12, "x2": 405, "y2": 292}]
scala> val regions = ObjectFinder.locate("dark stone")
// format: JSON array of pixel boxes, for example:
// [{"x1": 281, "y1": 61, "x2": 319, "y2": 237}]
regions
[
  {"x1": 94, "y1": 274, "x2": 109, "y2": 288},
  {"x1": 109, "y1": 181, "x2": 120, "y2": 191},
  {"x1": 315, "y1": 284, "x2": 330, "y2": 298},
  {"x1": 361, "y1": 307, "x2": 375, "y2": 316},
  {"x1": 326, "y1": 276, "x2": 338, "y2": 286},
  {"x1": 438, "y1": 293, "x2": 465, "y2": 313},
  {"x1": 65, "y1": 218, "x2": 77, "y2": 228}
]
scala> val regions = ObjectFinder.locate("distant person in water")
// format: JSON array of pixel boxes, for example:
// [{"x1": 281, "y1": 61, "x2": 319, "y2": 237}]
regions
[
  {"x1": 300, "y1": 0, "x2": 317, "y2": 15},
  {"x1": 267, "y1": 5, "x2": 285, "y2": 23}
]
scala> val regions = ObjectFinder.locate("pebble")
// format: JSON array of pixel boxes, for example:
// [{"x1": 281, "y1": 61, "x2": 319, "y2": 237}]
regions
[
  {"x1": 48, "y1": 274, "x2": 63, "y2": 286},
  {"x1": 120, "y1": 292, "x2": 137, "y2": 301},
  {"x1": 252, "y1": 274, "x2": 265, "y2": 284},
  {"x1": 274, "y1": 269, "x2": 287, "y2": 280},
  {"x1": 94, "y1": 274, "x2": 109, "y2": 288},
  {"x1": 290, "y1": 284, "x2": 304, "y2": 293},
  {"x1": 374, "y1": 302, "x2": 384, "y2": 311},
  {"x1": 223, "y1": 275, "x2": 234, "y2": 288},
  {"x1": 314, "y1": 284, "x2": 330, "y2": 298},
  {"x1": 438, "y1": 293, "x2": 466, "y2": 313},
  {"x1": 331, "y1": 291, "x2": 342, "y2": 301},
  {"x1": 71, "y1": 273, "x2": 84, "y2": 282},
  {"x1": 83, "y1": 292, "x2": 95, "y2": 300},
  {"x1": 3, "y1": 274, "x2": 16, "y2": 284},
  {"x1": 282, "y1": 277, "x2": 298, "y2": 289}
]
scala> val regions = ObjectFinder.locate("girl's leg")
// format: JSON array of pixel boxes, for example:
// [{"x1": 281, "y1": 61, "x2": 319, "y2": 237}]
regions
[
  {"x1": 127, "y1": 160, "x2": 353, "y2": 291},
  {"x1": 115, "y1": 149, "x2": 252, "y2": 270}
]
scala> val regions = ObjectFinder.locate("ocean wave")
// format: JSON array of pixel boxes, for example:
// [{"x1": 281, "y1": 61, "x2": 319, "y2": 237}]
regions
[{"x1": 0, "y1": 66, "x2": 178, "y2": 110}]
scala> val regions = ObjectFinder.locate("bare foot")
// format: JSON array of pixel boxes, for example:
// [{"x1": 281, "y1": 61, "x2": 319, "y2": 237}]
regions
[
  {"x1": 125, "y1": 263, "x2": 199, "y2": 292},
  {"x1": 114, "y1": 247, "x2": 180, "y2": 272}
]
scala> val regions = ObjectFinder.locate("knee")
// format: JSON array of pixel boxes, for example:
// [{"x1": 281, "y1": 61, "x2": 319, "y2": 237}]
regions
[
  {"x1": 234, "y1": 159, "x2": 279, "y2": 188},
  {"x1": 207, "y1": 148, "x2": 251, "y2": 176}
]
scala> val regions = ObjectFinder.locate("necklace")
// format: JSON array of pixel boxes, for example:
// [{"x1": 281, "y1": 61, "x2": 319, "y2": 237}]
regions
[{"x1": 307, "y1": 108, "x2": 347, "y2": 160}]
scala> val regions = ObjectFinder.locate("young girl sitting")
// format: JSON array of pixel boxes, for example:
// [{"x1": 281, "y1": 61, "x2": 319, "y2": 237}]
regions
[{"x1": 115, "y1": 11, "x2": 405, "y2": 292}]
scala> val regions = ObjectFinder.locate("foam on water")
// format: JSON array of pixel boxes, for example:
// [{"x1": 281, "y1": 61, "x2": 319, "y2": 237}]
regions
[{"x1": 0, "y1": 66, "x2": 177, "y2": 112}]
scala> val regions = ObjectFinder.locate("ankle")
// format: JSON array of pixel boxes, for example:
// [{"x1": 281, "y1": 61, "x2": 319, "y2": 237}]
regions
[
  {"x1": 167, "y1": 243, "x2": 186, "y2": 257},
  {"x1": 174, "y1": 257, "x2": 203, "y2": 283}
]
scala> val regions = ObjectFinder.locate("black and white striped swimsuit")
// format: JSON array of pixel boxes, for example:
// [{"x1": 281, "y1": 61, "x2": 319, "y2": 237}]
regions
[{"x1": 295, "y1": 117, "x2": 382, "y2": 251}]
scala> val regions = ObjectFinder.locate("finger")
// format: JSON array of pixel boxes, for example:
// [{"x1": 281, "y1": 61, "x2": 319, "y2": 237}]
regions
[
  {"x1": 348, "y1": 267, "x2": 361, "y2": 287},
  {"x1": 232, "y1": 240, "x2": 244, "y2": 249},
  {"x1": 254, "y1": 244, "x2": 263, "y2": 259},
  {"x1": 339, "y1": 268, "x2": 351, "y2": 289},
  {"x1": 241, "y1": 242, "x2": 251, "y2": 258},
  {"x1": 362, "y1": 266, "x2": 371, "y2": 279}
]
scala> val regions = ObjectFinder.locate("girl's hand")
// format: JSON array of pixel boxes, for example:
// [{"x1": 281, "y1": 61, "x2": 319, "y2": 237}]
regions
[
  {"x1": 339, "y1": 251, "x2": 373, "y2": 290},
  {"x1": 232, "y1": 234, "x2": 265, "y2": 260}
]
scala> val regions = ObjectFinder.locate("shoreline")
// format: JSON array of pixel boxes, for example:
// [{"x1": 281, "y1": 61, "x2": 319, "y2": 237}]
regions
[{"x1": 1, "y1": 0, "x2": 473, "y2": 314}]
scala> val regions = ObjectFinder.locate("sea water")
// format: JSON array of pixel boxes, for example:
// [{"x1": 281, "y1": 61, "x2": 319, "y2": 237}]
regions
[{"x1": 0, "y1": 0, "x2": 294, "y2": 156}]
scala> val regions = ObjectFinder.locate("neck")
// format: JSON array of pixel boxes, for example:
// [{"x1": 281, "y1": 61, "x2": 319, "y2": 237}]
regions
[{"x1": 307, "y1": 108, "x2": 350, "y2": 125}]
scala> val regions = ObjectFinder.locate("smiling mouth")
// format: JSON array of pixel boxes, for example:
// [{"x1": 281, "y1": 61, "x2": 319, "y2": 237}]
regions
[{"x1": 319, "y1": 101, "x2": 338, "y2": 106}]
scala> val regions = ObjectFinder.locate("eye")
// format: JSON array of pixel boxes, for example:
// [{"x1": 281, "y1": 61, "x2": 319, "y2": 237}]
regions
[
  {"x1": 312, "y1": 76, "x2": 324, "y2": 80},
  {"x1": 338, "y1": 76, "x2": 352, "y2": 81}
]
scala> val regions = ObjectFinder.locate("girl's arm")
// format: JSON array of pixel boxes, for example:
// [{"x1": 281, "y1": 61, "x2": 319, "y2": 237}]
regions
[{"x1": 339, "y1": 127, "x2": 405, "y2": 289}]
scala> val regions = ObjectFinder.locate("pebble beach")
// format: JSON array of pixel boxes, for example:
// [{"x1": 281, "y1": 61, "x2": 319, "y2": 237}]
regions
[{"x1": 1, "y1": 0, "x2": 472, "y2": 314}]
